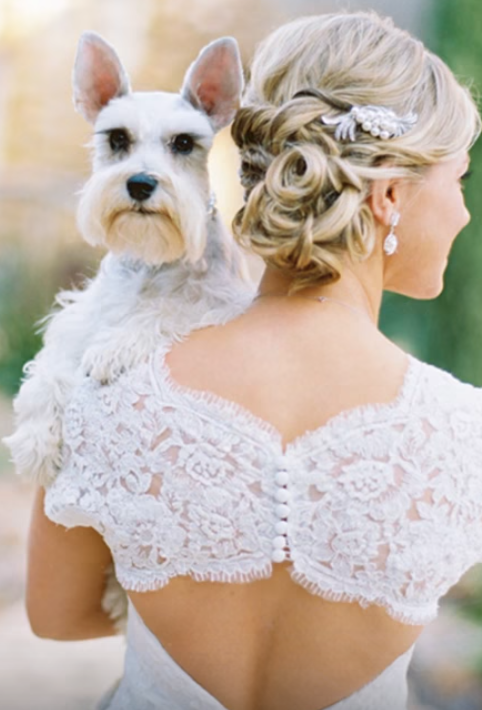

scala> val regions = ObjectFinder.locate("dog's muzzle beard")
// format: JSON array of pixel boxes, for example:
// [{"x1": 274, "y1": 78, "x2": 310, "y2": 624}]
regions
[
  {"x1": 105, "y1": 208, "x2": 185, "y2": 264},
  {"x1": 77, "y1": 170, "x2": 209, "y2": 265}
]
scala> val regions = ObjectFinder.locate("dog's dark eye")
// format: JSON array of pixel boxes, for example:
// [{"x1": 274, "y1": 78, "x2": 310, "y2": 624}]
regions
[
  {"x1": 108, "y1": 129, "x2": 131, "y2": 153},
  {"x1": 171, "y1": 134, "x2": 194, "y2": 155}
]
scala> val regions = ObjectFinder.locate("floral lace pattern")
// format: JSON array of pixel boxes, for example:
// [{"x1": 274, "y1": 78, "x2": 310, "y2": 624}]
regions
[{"x1": 44, "y1": 347, "x2": 482, "y2": 625}]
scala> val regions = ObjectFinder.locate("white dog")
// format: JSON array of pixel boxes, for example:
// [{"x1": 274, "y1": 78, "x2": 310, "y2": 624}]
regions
[
  {"x1": 4, "y1": 32, "x2": 254, "y2": 488},
  {"x1": 3, "y1": 33, "x2": 255, "y2": 625}
]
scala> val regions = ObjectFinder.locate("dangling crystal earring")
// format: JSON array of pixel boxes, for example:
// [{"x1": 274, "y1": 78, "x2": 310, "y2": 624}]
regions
[{"x1": 383, "y1": 211, "x2": 399, "y2": 256}]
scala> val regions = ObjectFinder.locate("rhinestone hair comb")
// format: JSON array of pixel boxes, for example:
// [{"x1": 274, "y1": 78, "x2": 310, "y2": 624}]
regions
[{"x1": 321, "y1": 104, "x2": 418, "y2": 142}]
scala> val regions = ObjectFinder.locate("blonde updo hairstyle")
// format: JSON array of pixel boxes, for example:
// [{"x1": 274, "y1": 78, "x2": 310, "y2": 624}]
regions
[{"x1": 232, "y1": 12, "x2": 480, "y2": 291}]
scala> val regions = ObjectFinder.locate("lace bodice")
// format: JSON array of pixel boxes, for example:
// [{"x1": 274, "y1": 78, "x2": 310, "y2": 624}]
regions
[{"x1": 44, "y1": 346, "x2": 482, "y2": 625}]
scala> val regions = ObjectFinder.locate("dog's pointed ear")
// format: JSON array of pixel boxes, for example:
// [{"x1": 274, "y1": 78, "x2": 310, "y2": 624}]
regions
[
  {"x1": 73, "y1": 31, "x2": 131, "y2": 124},
  {"x1": 181, "y1": 37, "x2": 244, "y2": 132}
]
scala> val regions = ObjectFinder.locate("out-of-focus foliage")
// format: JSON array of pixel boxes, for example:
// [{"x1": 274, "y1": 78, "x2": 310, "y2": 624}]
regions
[
  {"x1": 0, "y1": 249, "x2": 44, "y2": 395},
  {"x1": 0, "y1": 246, "x2": 98, "y2": 396},
  {"x1": 380, "y1": 0, "x2": 482, "y2": 385}
]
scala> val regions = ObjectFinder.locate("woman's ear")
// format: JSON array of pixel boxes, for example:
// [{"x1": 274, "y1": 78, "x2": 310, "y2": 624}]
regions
[{"x1": 367, "y1": 178, "x2": 400, "y2": 227}]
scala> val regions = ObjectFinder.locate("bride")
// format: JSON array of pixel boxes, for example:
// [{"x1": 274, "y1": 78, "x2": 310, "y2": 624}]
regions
[{"x1": 26, "y1": 11, "x2": 481, "y2": 710}]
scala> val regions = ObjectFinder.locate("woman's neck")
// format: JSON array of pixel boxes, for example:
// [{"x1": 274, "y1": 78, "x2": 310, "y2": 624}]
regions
[{"x1": 256, "y1": 260, "x2": 384, "y2": 325}]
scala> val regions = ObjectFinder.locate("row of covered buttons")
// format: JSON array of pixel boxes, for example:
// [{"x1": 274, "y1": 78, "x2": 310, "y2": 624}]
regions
[{"x1": 272, "y1": 468, "x2": 290, "y2": 562}]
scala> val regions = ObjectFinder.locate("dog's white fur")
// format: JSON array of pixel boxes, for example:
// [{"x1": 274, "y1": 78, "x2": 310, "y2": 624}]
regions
[{"x1": 3, "y1": 33, "x2": 255, "y2": 626}]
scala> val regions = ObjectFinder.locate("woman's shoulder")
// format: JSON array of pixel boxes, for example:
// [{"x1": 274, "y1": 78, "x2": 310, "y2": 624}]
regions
[{"x1": 411, "y1": 354, "x2": 482, "y2": 420}]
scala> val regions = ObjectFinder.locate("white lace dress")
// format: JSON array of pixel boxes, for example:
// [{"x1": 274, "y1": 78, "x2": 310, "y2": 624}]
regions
[{"x1": 44, "y1": 346, "x2": 482, "y2": 709}]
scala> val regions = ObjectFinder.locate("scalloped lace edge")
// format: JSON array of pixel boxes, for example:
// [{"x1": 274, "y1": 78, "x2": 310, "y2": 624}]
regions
[
  {"x1": 116, "y1": 563, "x2": 274, "y2": 591},
  {"x1": 289, "y1": 569, "x2": 437, "y2": 626},
  {"x1": 115, "y1": 564, "x2": 437, "y2": 626}
]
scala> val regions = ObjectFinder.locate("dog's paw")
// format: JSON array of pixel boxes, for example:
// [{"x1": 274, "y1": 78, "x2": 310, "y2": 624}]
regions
[
  {"x1": 82, "y1": 343, "x2": 125, "y2": 383},
  {"x1": 82, "y1": 338, "x2": 151, "y2": 384}
]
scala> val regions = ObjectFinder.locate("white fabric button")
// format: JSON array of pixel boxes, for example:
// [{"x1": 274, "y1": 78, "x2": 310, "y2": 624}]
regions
[
  {"x1": 271, "y1": 549, "x2": 286, "y2": 563},
  {"x1": 275, "y1": 521, "x2": 289, "y2": 535},
  {"x1": 275, "y1": 470, "x2": 289, "y2": 486},
  {"x1": 275, "y1": 503, "x2": 289, "y2": 518},
  {"x1": 275, "y1": 488, "x2": 290, "y2": 503},
  {"x1": 273, "y1": 535, "x2": 286, "y2": 549}
]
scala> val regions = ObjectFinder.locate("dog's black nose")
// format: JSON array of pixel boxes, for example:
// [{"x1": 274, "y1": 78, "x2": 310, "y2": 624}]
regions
[{"x1": 127, "y1": 174, "x2": 158, "y2": 201}]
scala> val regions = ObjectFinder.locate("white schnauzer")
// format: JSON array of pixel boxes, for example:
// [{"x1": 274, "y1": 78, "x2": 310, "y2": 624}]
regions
[
  {"x1": 4, "y1": 31, "x2": 255, "y2": 628},
  {"x1": 4, "y1": 32, "x2": 254, "y2": 495}
]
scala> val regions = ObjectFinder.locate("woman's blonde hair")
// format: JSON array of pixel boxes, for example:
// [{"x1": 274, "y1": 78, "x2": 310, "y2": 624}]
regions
[{"x1": 231, "y1": 12, "x2": 481, "y2": 290}]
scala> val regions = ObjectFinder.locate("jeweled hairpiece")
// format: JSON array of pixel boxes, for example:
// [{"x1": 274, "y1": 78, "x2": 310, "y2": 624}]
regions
[{"x1": 321, "y1": 104, "x2": 418, "y2": 142}]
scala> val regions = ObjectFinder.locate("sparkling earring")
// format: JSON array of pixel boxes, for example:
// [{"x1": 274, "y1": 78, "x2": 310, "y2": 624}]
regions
[{"x1": 383, "y1": 211, "x2": 400, "y2": 256}]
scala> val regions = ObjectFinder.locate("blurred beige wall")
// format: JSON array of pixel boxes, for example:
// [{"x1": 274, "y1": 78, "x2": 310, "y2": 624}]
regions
[{"x1": 0, "y1": 0, "x2": 289, "y2": 262}]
